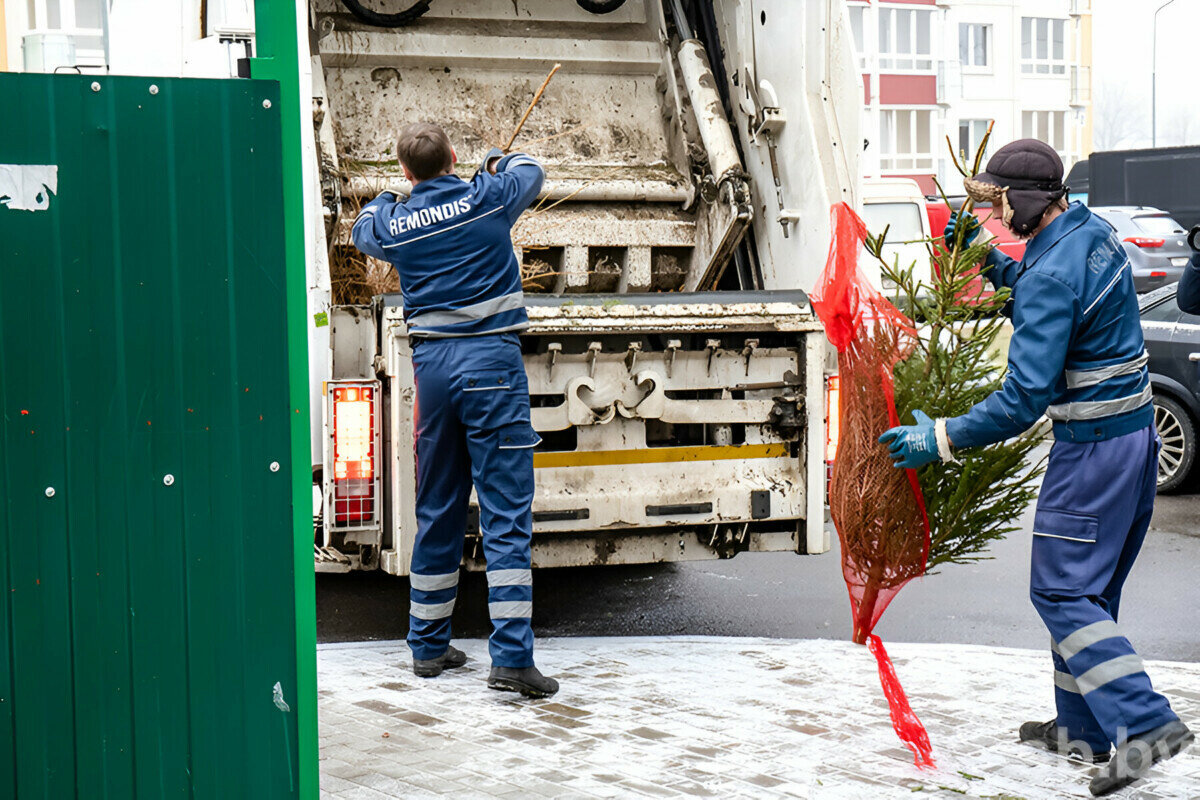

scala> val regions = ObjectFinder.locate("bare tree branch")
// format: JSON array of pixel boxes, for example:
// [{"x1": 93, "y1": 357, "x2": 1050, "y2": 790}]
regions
[{"x1": 1093, "y1": 80, "x2": 1146, "y2": 151}]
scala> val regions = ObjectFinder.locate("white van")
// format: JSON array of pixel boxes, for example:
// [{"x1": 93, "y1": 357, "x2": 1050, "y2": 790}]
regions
[{"x1": 861, "y1": 178, "x2": 935, "y2": 299}]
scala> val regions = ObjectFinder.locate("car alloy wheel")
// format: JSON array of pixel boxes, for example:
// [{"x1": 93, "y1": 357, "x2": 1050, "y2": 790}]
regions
[{"x1": 1153, "y1": 394, "x2": 1196, "y2": 493}]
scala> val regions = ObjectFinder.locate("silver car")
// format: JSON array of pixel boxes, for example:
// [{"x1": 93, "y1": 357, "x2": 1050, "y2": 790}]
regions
[{"x1": 1091, "y1": 206, "x2": 1192, "y2": 293}]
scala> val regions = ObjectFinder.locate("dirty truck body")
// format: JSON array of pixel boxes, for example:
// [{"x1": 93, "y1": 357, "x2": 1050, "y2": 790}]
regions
[{"x1": 309, "y1": 0, "x2": 860, "y2": 574}]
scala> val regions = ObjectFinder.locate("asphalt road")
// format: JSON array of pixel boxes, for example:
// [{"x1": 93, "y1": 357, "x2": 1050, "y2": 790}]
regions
[{"x1": 317, "y1": 490, "x2": 1200, "y2": 662}]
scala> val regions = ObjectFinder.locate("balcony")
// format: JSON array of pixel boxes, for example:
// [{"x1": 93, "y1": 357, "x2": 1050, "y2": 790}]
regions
[{"x1": 1071, "y1": 65, "x2": 1091, "y2": 106}]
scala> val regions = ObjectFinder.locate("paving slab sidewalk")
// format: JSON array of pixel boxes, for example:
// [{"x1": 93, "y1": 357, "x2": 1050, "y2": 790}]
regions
[{"x1": 318, "y1": 637, "x2": 1200, "y2": 799}]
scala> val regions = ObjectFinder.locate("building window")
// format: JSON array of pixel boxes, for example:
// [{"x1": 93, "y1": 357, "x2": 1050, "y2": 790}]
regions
[
  {"x1": 959, "y1": 23, "x2": 991, "y2": 70},
  {"x1": 1021, "y1": 17, "x2": 1067, "y2": 75},
  {"x1": 880, "y1": 109, "x2": 936, "y2": 172},
  {"x1": 1022, "y1": 110, "x2": 1067, "y2": 157},
  {"x1": 848, "y1": 4, "x2": 867, "y2": 70},
  {"x1": 23, "y1": 0, "x2": 107, "y2": 68},
  {"x1": 958, "y1": 120, "x2": 991, "y2": 162},
  {"x1": 878, "y1": 7, "x2": 933, "y2": 72}
]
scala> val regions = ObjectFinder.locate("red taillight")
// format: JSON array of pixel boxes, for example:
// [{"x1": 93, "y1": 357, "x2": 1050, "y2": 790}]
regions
[
  {"x1": 1150, "y1": 271, "x2": 1167, "y2": 278},
  {"x1": 1124, "y1": 236, "x2": 1165, "y2": 249},
  {"x1": 825, "y1": 375, "x2": 841, "y2": 463},
  {"x1": 331, "y1": 383, "x2": 378, "y2": 526},
  {"x1": 334, "y1": 406, "x2": 373, "y2": 480}
]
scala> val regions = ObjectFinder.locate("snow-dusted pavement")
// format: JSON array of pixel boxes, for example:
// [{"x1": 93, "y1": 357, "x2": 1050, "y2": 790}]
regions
[{"x1": 317, "y1": 637, "x2": 1200, "y2": 799}]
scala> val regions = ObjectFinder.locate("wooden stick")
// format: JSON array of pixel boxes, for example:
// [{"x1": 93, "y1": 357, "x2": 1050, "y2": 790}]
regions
[{"x1": 503, "y1": 63, "x2": 561, "y2": 153}]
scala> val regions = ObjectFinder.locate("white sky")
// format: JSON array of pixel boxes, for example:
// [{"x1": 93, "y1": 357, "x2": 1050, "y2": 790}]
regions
[{"x1": 1092, "y1": 0, "x2": 1200, "y2": 148}]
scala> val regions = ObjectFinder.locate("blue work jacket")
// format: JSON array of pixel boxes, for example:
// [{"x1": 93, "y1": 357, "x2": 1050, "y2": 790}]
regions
[
  {"x1": 1178, "y1": 252, "x2": 1200, "y2": 314},
  {"x1": 946, "y1": 202, "x2": 1153, "y2": 447},
  {"x1": 351, "y1": 152, "x2": 545, "y2": 337}
]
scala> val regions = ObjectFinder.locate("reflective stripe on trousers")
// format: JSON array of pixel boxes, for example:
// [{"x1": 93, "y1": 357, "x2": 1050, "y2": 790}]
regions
[
  {"x1": 410, "y1": 570, "x2": 460, "y2": 593},
  {"x1": 486, "y1": 568, "x2": 533, "y2": 653},
  {"x1": 409, "y1": 570, "x2": 460, "y2": 625},
  {"x1": 1051, "y1": 625, "x2": 1149, "y2": 694},
  {"x1": 489, "y1": 601, "x2": 533, "y2": 618},
  {"x1": 410, "y1": 598, "x2": 456, "y2": 621}
]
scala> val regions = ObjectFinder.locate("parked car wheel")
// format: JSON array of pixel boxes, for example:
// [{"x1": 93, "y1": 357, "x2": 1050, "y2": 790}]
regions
[{"x1": 1154, "y1": 394, "x2": 1196, "y2": 493}]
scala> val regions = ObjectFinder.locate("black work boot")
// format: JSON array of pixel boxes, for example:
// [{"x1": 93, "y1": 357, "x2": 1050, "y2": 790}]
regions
[
  {"x1": 1019, "y1": 719, "x2": 1110, "y2": 763},
  {"x1": 1089, "y1": 720, "x2": 1193, "y2": 796},
  {"x1": 487, "y1": 665, "x2": 559, "y2": 698},
  {"x1": 412, "y1": 645, "x2": 468, "y2": 678}
]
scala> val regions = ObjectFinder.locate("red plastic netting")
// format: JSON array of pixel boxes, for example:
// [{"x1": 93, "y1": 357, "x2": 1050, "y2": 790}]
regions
[{"x1": 810, "y1": 202, "x2": 934, "y2": 769}]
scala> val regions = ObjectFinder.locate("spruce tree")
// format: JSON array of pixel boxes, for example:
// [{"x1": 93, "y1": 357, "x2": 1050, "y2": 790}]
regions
[{"x1": 864, "y1": 126, "x2": 1045, "y2": 569}]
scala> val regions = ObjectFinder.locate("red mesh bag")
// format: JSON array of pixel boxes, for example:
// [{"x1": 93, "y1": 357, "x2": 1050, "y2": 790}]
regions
[{"x1": 810, "y1": 202, "x2": 934, "y2": 768}]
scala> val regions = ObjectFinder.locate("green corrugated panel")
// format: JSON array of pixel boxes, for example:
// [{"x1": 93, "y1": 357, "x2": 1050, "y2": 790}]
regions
[
  {"x1": 250, "y1": 1, "x2": 320, "y2": 795},
  {"x1": 0, "y1": 74, "x2": 300, "y2": 798}
]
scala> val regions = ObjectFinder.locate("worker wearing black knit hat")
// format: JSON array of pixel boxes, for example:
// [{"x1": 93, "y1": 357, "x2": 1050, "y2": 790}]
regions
[
  {"x1": 963, "y1": 138, "x2": 1068, "y2": 238},
  {"x1": 880, "y1": 138, "x2": 1193, "y2": 796}
]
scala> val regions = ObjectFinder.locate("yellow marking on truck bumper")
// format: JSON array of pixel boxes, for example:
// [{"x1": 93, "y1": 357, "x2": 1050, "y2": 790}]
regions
[{"x1": 533, "y1": 443, "x2": 790, "y2": 469}]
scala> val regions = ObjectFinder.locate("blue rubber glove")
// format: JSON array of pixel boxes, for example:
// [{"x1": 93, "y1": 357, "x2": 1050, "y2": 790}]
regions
[
  {"x1": 477, "y1": 146, "x2": 505, "y2": 177},
  {"x1": 943, "y1": 211, "x2": 981, "y2": 249},
  {"x1": 878, "y1": 410, "x2": 939, "y2": 469}
]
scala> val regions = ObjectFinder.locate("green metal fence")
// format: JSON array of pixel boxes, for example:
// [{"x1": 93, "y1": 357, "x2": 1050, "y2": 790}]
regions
[{"x1": 0, "y1": 73, "x2": 305, "y2": 798}]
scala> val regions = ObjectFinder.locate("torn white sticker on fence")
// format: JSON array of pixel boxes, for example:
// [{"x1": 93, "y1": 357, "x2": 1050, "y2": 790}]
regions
[{"x1": 0, "y1": 164, "x2": 59, "y2": 211}]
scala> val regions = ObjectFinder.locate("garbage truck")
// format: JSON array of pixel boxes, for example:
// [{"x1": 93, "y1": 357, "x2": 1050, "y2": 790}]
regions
[{"x1": 305, "y1": 0, "x2": 862, "y2": 574}]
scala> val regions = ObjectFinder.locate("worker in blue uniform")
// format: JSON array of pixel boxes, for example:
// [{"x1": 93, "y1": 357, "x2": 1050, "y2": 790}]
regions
[
  {"x1": 352, "y1": 121, "x2": 558, "y2": 698},
  {"x1": 880, "y1": 139, "x2": 1192, "y2": 796},
  {"x1": 1178, "y1": 225, "x2": 1200, "y2": 314}
]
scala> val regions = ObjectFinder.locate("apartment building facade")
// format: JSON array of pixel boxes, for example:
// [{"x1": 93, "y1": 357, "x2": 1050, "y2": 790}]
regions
[{"x1": 849, "y1": 0, "x2": 1093, "y2": 195}]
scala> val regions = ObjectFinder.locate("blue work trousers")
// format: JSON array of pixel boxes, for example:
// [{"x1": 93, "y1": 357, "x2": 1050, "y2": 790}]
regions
[
  {"x1": 1030, "y1": 424, "x2": 1178, "y2": 751},
  {"x1": 407, "y1": 333, "x2": 540, "y2": 668}
]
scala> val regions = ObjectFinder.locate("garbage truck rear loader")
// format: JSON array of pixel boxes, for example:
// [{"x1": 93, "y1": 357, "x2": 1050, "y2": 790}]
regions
[{"x1": 307, "y1": 0, "x2": 861, "y2": 574}]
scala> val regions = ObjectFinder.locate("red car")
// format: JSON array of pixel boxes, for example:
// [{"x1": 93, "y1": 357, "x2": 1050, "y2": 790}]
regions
[{"x1": 926, "y1": 197, "x2": 1026, "y2": 302}]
